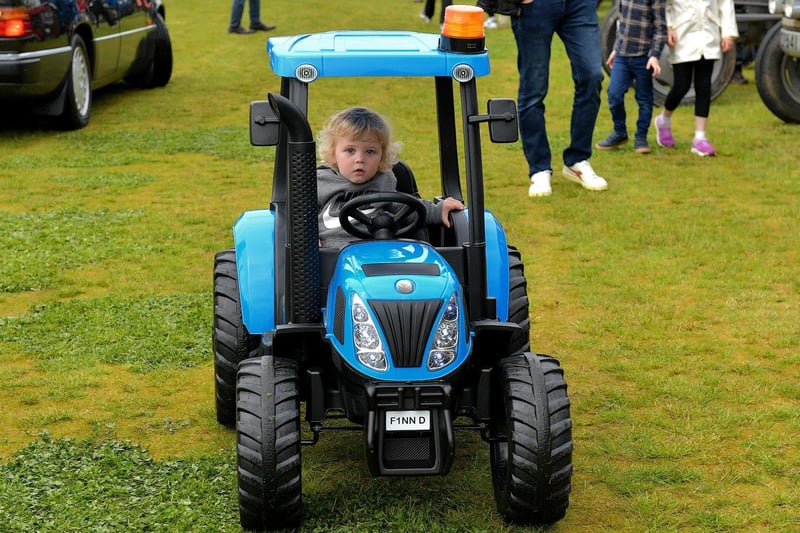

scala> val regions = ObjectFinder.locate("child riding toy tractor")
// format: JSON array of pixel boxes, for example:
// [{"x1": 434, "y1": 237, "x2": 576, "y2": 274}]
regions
[{"x1": 212, "y1": 6, "x2": 573, "y2": 530}]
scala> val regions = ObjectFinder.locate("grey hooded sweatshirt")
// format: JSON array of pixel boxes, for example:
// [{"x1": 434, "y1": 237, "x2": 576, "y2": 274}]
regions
[{"x1": 317, "y1": 164, "x2": 445, "y2": 248}]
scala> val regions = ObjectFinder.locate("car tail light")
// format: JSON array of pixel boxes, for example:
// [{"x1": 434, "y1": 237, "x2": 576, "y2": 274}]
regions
[
  {"x1": 439, "y1": 5, "x2": 485, "y2": 54},
  {"x1": 0, "y1": 7, "x2": 32, "y2": 38}
]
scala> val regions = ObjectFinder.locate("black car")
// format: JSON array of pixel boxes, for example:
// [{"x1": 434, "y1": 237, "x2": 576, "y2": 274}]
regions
[{"x1": 0, "y1": 0, "x2": 172, "y2": 129}]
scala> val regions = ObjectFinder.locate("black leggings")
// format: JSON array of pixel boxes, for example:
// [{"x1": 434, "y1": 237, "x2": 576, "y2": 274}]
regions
[{"x1": 664, "y1": 58, "x2": 715, "y2": 118}]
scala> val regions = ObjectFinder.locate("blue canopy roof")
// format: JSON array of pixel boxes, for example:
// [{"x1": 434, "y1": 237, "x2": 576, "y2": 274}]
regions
[{"x1": 267, "y1": 31, "x2": 491, "y2": 79}]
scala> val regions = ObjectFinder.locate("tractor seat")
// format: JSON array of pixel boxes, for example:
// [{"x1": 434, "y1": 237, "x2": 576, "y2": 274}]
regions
[
  {"x1": 392, "y1": 160, "x2": 421, "y2": 198},
  {"x1": 392, "y1": 160, "x2": 429, "y2": 241}
]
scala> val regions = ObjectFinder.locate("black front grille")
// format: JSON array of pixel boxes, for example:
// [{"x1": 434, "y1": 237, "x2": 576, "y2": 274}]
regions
[
  {"x1": 372, "y1": 384, "x2": 450, "y2": 409},
  {"x1": 369, "y1": 299, "x2": 441, "y2": 367},
  {"x1": 382, "y1": 435, "x2": 434, "y2": 469}
]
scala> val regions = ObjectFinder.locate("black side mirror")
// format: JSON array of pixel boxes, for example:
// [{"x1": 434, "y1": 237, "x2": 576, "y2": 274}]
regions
[
  {"x1": 249, "y1": 100, "x2": 281, "y2": 146},
  {"x1": 487, "y1": 98, "x2": 518, "y2": 143}
]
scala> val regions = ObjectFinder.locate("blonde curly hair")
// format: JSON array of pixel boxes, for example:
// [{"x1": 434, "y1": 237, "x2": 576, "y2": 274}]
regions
[{"x1": 317, "y1": 107, "x2": 400, "y2": 173}]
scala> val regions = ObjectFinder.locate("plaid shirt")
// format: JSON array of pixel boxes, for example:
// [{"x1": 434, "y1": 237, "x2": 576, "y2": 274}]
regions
[{"x1": 615, "y1": 0, "x2": 667, "y2": 59}]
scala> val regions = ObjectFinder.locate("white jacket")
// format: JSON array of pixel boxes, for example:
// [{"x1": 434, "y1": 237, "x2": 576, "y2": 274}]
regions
[{"x1": 666, "y1": 0, "x2": 738, "y2": 64}]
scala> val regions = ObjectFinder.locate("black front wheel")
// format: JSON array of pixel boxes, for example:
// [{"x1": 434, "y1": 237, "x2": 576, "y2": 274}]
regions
[
  {"x1": 490, "y1": 353, "x2": 573, "y2": 525},
  {"x1": 237, "y1": 356, "x2": 303, "y2": 531}
]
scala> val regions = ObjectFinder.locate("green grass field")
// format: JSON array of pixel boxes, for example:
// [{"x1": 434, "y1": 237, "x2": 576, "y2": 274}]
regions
[{"x1": 1, "y1": 1, "x2": 798, "y2": 531}]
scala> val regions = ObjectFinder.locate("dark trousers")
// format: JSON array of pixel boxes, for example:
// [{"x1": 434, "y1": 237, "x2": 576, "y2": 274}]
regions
[
  {"x1": 511, "y1": 0, "x2": 603, "y2": 173},
  {"x1": 423, "y1": 0, "x2": 452, "y2": 24},
  {"x1": 664, "y1": 58, "x2": 714, "y2": 118},
  {"x1": 606, "y1": 54, "x2": 654, "y2": 142}
]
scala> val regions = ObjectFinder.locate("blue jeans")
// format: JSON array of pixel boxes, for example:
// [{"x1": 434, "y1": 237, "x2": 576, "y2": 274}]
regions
[
  {"x1": 511, "y1": 0, "x2": 603, "y2": 174},
  {"x1": 606, "y1": 54, "x2": 654, "y2": 142},
  {"x1": 229, "y1": 0, "x2": 261, "y2": 28}
]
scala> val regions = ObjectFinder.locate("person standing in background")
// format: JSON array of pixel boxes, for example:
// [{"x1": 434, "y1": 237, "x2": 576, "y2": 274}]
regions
[
  {"x1": 228, "y1": 0, "x2": 276, "y2": 34},
  {"x1": 653, "y1": 0, "x2": 738, "y2": 156},
  {"x1": 596, "y1": 0, "x2": 667, "y2": 154},
  {"x1": 420, "y1": 0, "x2": 453, "y2": 25},
  {"x1": 484, "y1": 9, "x2": 498, "y2": 28},
  {"x1": 478, "y1": 0, "x2": 608, "y2": 197}
]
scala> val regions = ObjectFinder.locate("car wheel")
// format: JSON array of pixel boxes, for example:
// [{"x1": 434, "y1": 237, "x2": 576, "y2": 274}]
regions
[
  {"x1": 213, "y1": 249, "x2": 260, "y2": 428},
  {"x1": 600, "y1": 4, "x2": 735, "y2": 107},
  {"x1": 237, "y1": 356, "x2": 303, "y2": 531},
  {"x1": 755, "y1": 22, "x2": 800, "y2": 123},
  {"x1": 148, "y1": 13, "x2": 173, "y2": 87},
  {"x1": 60, "y1": 34, "x2": 92, "y2": 130},
  {"x1": 125, "y1": 12, "x2": 173, "y2": 88},
  {"x1": 507, "y1": 245, "x2": 530, "y2": 354},
  {"x1": 490, "y1": 353, "x2": 573, "y2": 525}
]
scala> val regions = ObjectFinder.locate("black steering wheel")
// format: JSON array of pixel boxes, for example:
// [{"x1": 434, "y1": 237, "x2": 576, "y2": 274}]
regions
[{"x1": 339, "y1": 192, "x2": 427, "y2": 240}]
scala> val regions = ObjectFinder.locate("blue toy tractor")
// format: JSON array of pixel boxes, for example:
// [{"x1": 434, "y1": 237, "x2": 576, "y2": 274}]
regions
[{"x1": 212, "y1": 9, "x2": 573, "y2": 531}]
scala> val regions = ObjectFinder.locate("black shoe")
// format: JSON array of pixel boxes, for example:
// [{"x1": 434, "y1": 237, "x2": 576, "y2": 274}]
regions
[
  {"x1": 229, "y1": 25, "x2": 254, "y2": 34},
  {"x1": 634, "y1": 138, "x2": 651, "y2": 154},
  {"x1": 730, "y1": 70, "x2": 748, "y2": 85},
  {"x1": 250, "y1": 22, "x2": 276, "y2": 31},
  {"x1": 595, "y1": 131, "x2": 629, "y2": 150}
]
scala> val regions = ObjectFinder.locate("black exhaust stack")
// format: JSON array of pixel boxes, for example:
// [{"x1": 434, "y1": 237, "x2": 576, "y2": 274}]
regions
[{"x1": 267, "y1": 93, "x2": 321, "y2": 324}]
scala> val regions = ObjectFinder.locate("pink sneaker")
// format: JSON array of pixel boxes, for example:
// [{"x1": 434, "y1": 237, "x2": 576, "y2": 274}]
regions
[
  {"x1": 691, "y1": 138, "x2": 716, "y2": 157},
  {"x1": 654, "y1": 115, "x2": 674, "y2": 148}
]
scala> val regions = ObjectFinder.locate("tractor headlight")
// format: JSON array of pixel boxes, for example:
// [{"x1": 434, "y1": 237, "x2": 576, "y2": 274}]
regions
[
  {"x1": 427, "y1": 294, "x2": 459, "y2": 371},
  {"x1": 358, "y1": 351, "x2": 387, "y2": 371},
  {"x1": 770, "y1": 0, "x2": 784, "y2": 15},
  {"x1": 428, "y1": 350, "x2": 455, "y2": 370},
  {"x1": 353, "y1": 322, "x2": 380, "y2": 350},
  {"x1": 352, "y1": 294, "x2": 387, "y2": 371}
]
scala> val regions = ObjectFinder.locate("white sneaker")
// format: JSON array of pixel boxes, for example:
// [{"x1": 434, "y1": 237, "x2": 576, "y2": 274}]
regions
[
  {"x1": 528, "y1": 170, "x2": 552, "y2": 197},
  {"x1": 562, "y1": 160, "x2": 608, "y2": 191},
  {"x1": 419, "y1": 12, "x2": 431, "y2": 23},
  {"x1": 484, "y1": 16, "x2": 498, "y2": 29}
]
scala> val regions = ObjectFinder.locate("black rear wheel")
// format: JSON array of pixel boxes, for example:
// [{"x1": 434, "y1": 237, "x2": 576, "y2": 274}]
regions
[
  {"x1": 490, "y1": 353, "x2": 573, "y2": 525},
  {"x1": 147, "y1": 13, "x2": 173, "y2": 87},
  {"x1": 213, "y1": 249, "x2": 260, "y2": 428},
  {"x1": 124, "y1": 12, "x2": 173, "y2": 88},
  {"x1": 507, "y1": 245, "x2": 530, "y2": 354},
  {"x1": 236, "y1": 356, "x2": 303, "y2": 531}
]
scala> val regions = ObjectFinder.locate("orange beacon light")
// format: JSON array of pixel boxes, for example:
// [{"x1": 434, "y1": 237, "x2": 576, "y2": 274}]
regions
[{"x1": 439, "y1": 5, "x2": 486, "y2": 53}]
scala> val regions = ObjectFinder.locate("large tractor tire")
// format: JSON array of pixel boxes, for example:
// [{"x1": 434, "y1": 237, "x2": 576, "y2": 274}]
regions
[
  {"x1": 213, "y1": 249, "x2": 260, "y2": 428},
  {"x1": 490, "y1": 353, "x2": 573, "y2": 525},
  {"x1": 507, "y1": 245, "x2": 530, "y2": 354},
  {"x1": 236, "y1": 356, "x2": 303, "y2": 531},
  {"x1": 755, "y1": 22, "x2": 800, "y2": 123},
  {"x1": 600, "y1": 4, "x2": 735, "y2": 107}
]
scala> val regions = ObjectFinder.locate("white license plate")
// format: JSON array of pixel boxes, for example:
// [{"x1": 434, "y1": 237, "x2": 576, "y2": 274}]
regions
[
  {"x1": 385, "y1": 410, "x2": 431, "y2": 431},
  {"x1": 781, "y1": 30, "x2": 800, "y2": 56}
]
